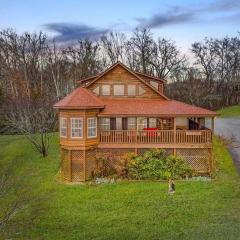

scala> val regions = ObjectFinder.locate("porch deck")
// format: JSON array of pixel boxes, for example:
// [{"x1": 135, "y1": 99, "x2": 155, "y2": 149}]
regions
[{"x1": 99, "y1": 130, "x2": 212, "y2": 148}]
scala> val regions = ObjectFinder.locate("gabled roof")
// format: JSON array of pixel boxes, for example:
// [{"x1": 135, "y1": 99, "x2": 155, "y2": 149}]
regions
[
  {"x1": 98, "y1": 99, "x2": 217, "y2": 117},
  {"x1": 82, "y1": 62, "x2": 169, "y2": 100},
  {"x1": 53, "y1": 87, "x2": 104, "y2": 109},
  {"x1": 78, "y1": 68, "x2": 166, "y2": 84}
]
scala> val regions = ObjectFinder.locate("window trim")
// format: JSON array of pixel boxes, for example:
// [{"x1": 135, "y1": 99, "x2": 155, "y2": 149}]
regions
[
  {"x1": 70, "y1": 117, "x2": 83, "y2": 139},
  {"x1": 113, "y1": 84, "x2": 125, "y2": 96},
  {"x1": 60, "y1": 117, "x2": 67, "y2": 138},
  {"x1": 87, "y1": 117, "x2": 97, "y2": 138}
]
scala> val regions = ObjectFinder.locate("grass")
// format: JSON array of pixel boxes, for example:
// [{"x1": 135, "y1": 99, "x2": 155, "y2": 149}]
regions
[
  {"x1": 0, "y1": 134, "x2": 240, "y2": 240},
  {"x1": 217, "y1": 105, "x2": 240, "y2": 118}
]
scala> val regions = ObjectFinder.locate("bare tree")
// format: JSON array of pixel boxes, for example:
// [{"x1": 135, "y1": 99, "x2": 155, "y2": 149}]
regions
[
  {"x1": 101, "y1": 32, "x2": 126, "y2": 65},
  {"x1": 192, "y1": 36, "x2": 240, "y2": 106},
  {"x1": 149, "y1": 38, "x2": 186, "y2": 79},
  {"x1": 128, "y1": 28, "x2": 154, "y2": 74}
]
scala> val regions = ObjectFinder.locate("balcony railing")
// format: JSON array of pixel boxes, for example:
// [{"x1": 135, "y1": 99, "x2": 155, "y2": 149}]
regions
[{"x1": 99, "y1": 130, "x2": 212, "y2": 145}]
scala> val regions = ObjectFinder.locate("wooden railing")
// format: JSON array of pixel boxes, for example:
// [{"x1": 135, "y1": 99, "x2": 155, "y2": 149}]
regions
[{"x1": 99, "y1": 130, "x2": 212, "y2": 145}]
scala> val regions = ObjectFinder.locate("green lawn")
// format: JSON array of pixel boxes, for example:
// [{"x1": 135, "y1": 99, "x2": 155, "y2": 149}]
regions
[
  {"x1": 217, "y1": 105, "x2": 240, "y2": 118},
  {"x1": 0, "y1": 134, "x2": 240, "y2": 240}
]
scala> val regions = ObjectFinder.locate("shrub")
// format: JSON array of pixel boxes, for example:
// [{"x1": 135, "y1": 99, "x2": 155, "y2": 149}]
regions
[
  {"x1": 92, "y1": 152, "x2": 116, "y2": 178},
  {"x1": 128, "y1": 149, "x2": 193, "y2": 180},
  {"x1": 115, "y1": 152, "x2": 138, "y2": 178}
]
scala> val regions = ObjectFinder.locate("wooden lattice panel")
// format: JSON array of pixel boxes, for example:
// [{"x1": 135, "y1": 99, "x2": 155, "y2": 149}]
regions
[
  {"x1": 137, "y1": 148, "x2": 173, "y2": 157},
  {"x1": 177, "y1": 148, "x2": 210, "y2": 173},
  {"x1": 71, "y1": 150, "x2": 84, "y2": 182},
  {"x1": 85, "y1": 149, "x2": 96, "y2": 179},
  {"x1": 61, "y1": 149, "x2": 70, "y2": 181}
]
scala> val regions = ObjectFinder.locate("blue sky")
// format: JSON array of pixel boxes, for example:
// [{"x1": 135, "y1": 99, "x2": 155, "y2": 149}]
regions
[{"x1": 1, "y1": 0, "x2": 240, "y2": 53}]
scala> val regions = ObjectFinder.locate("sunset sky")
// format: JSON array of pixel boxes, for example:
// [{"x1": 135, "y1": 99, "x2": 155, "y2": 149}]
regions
[{"x1": 1, "y1": 0, "x2": 240, "y2": 53}]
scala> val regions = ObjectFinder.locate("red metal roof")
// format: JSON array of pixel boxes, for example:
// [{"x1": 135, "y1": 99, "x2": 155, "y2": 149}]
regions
[
  {"x1": 53, "y1": 87, "x2": 104, "y2": 109},
  {"x1": 98, "y1": 99, "x2": 217, "y2": 117}
]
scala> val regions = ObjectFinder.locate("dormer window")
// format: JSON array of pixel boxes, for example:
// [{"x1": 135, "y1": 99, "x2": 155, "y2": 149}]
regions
[
  {"x1": 114, "y1": 85, "x2": 124, "y2": 96},
  {"x1": 127, "y1": 85, "x2": 136, "y2": 96},
  {"x1": 102, "y1": 85, "x2": 110, "y2": 95}
]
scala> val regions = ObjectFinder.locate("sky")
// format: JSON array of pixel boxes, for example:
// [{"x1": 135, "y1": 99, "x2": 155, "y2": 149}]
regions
[{"x1": 0, "y1": 0, "x2": 240, "y2": 54}]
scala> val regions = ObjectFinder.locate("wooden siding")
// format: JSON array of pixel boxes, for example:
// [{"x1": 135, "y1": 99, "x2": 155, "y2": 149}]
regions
[
  {"x1": 137, "y1": 75, "x2": 164, "y2": 94},
  {"x1": 59, "y1": 109, "x2": 100, "y2": 149},
  {"x1": 87, "y1": 65, "x2": 164, "y2": 99}
]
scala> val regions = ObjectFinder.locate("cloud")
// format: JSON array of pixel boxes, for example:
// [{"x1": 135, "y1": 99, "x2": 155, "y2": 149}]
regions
[
  {"x1": 137, "y1": 7, "x2": 195, "y2": 28},
  {"x1": 137, "y1": 0, "x2": 240, "y2": 29},
  {"x1": 43, "y1": 23, "x2": 109, "y2": 43}
]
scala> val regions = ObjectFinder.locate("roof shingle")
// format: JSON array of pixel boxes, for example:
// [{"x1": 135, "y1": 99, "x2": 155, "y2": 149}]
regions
[
  {"x1": 53, "y1": 87, "x2": 104, "y2": 109},
  {"x1": 98, "y1": 99, "x2": 216, "y2": 117}
]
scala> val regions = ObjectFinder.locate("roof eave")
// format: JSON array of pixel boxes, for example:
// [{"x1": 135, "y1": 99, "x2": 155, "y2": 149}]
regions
[{"x1": 53, "y1": 105, "x2": 105, "y2": 110}]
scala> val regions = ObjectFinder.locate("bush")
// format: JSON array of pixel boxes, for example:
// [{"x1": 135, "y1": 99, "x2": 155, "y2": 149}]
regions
[
  {"x1": 92, "y1": 152, "x2": 116, "y2": 178},
  {"x1": 115, "y1": 152, "x2": 138, "y2": 178},
  {"x1": 92, "y1": 149, "x2": 193, "y2": 180},
  {"x1": 128, "y1": 149, "x2": 193, "y2": 180}
]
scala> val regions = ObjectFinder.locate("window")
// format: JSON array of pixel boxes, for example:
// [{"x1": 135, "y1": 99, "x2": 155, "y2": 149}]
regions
[
  {"x1": 88, "y1": 118, "x2": 97, "y2": 138},
  {"x1": 71, "y1": 118, "x2": 83, "y2": 138},
  {"x1": 102, "y1": 85, "x2": 110, "y2": 95},
  {"x1": 137, "y1": 117, "x2": 147, "y2": 130},
  {"x1": 138, "y1": 86, "x2": 146, "y2": 95},
  {"x1": 93, "y1": 86, "x2": 100, "y2": 95},
  {"x1": 127, "y1": 85, "x2": 136, "y2": 96},
  {"x1": 149, "y1": 118, "x2": 157, "y2": 128},
  {"x1": 60, "y1": 117, "x2": 67, "y2": 137},
  {"x1": 116, "y1": 117, "x2": 122, "y2": 130},
  {"x1": 114, "y1": 85, "x2": 124, "y2": 96},
  {"x1": 128, "y1": 117, "x2": 136, "y2": 130},
  {"x1": 99, "y1": 118, "x2": 110, "y2": 130},
  {"x1": 150, "y1": 81, "x2": 158, "y2": 89}
]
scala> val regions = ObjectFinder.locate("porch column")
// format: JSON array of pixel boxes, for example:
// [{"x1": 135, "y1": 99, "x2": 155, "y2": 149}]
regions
[
  {"x1": 211, "y1": 116, "x2": 215, "y2": 142},
  {"x1": 173, "y1": 117, "x2": 176, "y2": 156},
  {"x1": 211, "y1": 117, "x2": 215, "y2": 133}
]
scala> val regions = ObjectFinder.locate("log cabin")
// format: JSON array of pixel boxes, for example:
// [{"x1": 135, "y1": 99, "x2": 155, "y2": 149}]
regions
[{"x1": 54, "y1": 62, "x2": 217, "y2": 182}]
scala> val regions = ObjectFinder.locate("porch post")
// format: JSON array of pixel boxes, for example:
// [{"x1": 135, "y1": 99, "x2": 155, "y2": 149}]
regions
[
  {"x1": 173, "y1": 117, "x2": 176, "y2": 156},
  {"x1": 211, "y1": 117, "x2": 215, "y2": 133},
  {"x1": 211, "y1": 116, "x2": 215, "y2": 143}
]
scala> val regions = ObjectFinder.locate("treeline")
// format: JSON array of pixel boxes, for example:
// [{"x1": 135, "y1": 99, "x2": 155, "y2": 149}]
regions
[{"x1": 0, "y1": 28, "x2": 240, "y2": 133}]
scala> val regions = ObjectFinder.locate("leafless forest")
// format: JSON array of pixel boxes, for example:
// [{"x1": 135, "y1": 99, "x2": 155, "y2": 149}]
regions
[{"x1": 0, "y1": 28, "x2": 240, "y2": 134}]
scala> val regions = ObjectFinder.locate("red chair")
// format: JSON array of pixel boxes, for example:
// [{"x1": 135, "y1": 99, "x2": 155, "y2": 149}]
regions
[{"x1": 143, "y1": 128, "x2": 158, "y2": 137}]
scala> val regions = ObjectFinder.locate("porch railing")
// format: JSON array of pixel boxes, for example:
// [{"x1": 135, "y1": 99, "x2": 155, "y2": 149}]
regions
[{"x1": 99, "y1": 130, "x2": 212, "y2": 145}]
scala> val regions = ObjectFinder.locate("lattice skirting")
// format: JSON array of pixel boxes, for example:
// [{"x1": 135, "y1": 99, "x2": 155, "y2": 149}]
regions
[
  {"x1": 61, "y1": 147, "x2": 212, "y2": 182},
  {"x1": 176, "y1": 148, "x2": 211, "y2": 173}
]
